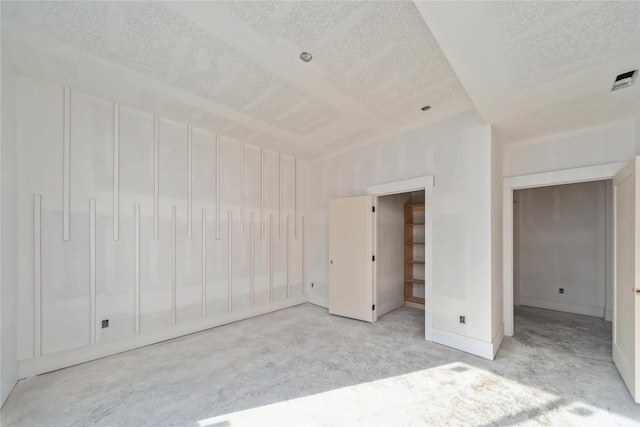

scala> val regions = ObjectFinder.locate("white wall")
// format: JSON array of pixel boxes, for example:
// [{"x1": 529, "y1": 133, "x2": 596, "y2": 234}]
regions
[
  {"x1": 14, "y1": 74, "x2": 306, "y2": 378},
  {"x1": 1, "y1": 54, "x2": 19, "y2": 406},
  {"x1": 308, "y1": 110, "x2": 502, "y2": 357},
  {"x1": 376, "y1": 193, "x2": 411, "y2": 317},
  {"x1": 490, "y1": 130, "x2": 503, "y2": 344},
  {"x1": 503, "y1": 118, "x2": 639, "y2": 177},
  {"x1": 516, "y1": 181, "x2": 607, "y2": 317}
]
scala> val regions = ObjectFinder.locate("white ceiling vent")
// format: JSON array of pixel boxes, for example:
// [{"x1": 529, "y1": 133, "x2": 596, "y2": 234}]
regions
[{"x1": 611, "y1": 70, "x2": 638, "y2": 91}]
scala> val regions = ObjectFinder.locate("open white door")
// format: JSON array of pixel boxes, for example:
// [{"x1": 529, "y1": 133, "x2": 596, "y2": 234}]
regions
[
  {"x1": 613, "y1": 157, "x2": 640, "y2": 403},
  {"x1": 329, "y1": 195, "x2": 374, "y2": 322}
]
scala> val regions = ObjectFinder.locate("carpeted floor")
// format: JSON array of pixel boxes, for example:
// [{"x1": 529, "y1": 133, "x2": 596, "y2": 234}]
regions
[{"x1": 1, "y1": 303, "x2": 638, "y2": 426}]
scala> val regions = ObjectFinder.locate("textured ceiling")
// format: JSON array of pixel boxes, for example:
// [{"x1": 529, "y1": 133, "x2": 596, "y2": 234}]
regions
[
  {"x1": 3, "y1": 1, "x2": 638, "y2": 156},
  {"x1": 416, "y1": 1, "x2": 640, "y2": 144},
  {"x1": 1, "y1": 1, "x2": 472, "y2": 158}
]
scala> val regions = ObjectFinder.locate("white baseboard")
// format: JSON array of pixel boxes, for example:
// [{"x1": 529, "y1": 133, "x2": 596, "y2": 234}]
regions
[
  {"x1": 431, "y1": 328, "x2": 495, "y2": 360},
  {"x1": 519, "y1": 296, "x2": 604, "y2": 318},
  {"x1": 308, "y1": 294, "x2": 328, "y2": 308},
  {"x1": 492, "y1": 324, "x2": 504, "y2": 358},
  {"x1": 19, "y1": 296, "x2": 307, "y2": 379}
]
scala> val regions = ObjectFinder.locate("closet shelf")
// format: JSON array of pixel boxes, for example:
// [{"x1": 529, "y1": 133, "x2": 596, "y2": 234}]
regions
[
  {"x1": 405, "y1": 201, "x2": 426, "y2": 308},
  {"x1": 405, "y1": 296, "x2": 425, "y2": 304}
]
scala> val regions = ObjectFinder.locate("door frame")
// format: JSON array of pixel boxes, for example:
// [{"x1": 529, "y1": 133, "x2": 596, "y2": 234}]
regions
[
  {"x1": 367, "y1": 175, "x2": 434, "y2": 341},
  {"x1": 503, "y1": 162, "x2": 626, "y2": 336}
]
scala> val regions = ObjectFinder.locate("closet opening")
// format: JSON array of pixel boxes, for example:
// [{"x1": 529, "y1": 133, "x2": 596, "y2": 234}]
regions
[
  {"x1": 512, "y1": 180, "x2": 613, "y2": 328},
  {"x1": 375, "y1": 190, "x2": 425, "y2": 319}
]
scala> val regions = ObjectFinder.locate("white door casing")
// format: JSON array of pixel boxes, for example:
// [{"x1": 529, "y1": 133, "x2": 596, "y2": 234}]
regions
[
  {"x1": 329, "y1": 195, "x2": 374, "y2": 322},
  {"x1": 612, "y1": 157, "x2": 640, "y2": 403}
]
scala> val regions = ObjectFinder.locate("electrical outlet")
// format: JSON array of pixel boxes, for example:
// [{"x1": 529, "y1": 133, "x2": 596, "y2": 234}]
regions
[
  {"x1": 459, "y1": 315, "x2": 465, "y2": 324},
  {"x1": 101, "y1": 319, "x2": 109, "y2": 329},
  {"x1": 559, "y1": 288, "x2": 564, "y2": 294}
]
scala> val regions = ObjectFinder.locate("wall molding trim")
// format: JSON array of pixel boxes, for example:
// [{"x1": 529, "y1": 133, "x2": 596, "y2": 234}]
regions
[
  {"x1": 519, "y1": 297, "x2": 605, "y2": 318},
  {"x1": 432, "y1": 328, "x2": 496, "y2": 360},
  {"x1": 19, "y1": 297, "x2": 308, "y2": 379}
]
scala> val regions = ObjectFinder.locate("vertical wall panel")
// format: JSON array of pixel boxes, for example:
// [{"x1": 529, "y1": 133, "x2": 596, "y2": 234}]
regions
[
  {"x1": 119, "y1": 106, "x2": 153, "y2": 335},
  {"x1": 282, "y1": 156, "x2": 302, "y2": 296},
  {"x1": 187, "y1": 125, "x2": 192, "y2": 240},
  {"x1": 250, "y1": 211, "x2": 255, "y2": 307},
  {"x1": 244, "y1": 145, "x2": 261, "y2": 243},
  {"x1": 63, "y1": 87, "x2": 70, "y2": 241},
  {"x1": 134, "y1": 202, "x2": 140, "y2": 334},
  {"x1": 171, "y1": 205, "x2": 176, "y2": 324},
  {"x1": 192, "y1": 129, "x2": 215, "y2": 318},
  {"x1": 264, "y1": 151, "x2": 285, "y2": 300},
  {"x1": 216, "y1": 135, "x2": 220, "y2": 240},
  {"x1": 260, "y1": 147, "x2": 264, "y2": 239},
  {"x1": 278, "y1": 153, "x2": 282, "y2": 239},
  {"x1": 176, "y1": 125, "x2": 202, "y2": 324},
  {"x1": 240, "y1": 143, "x2": 245, "y2": 240},
  {"x1": 14, "y1": 76, "x2": 306, "y2": 367},
  {"x1": 33, "y1": 195, "x2": 41, "y2": 357},
  {"x1": 228, "y1": 210, "x2": 233, "y2": 312},
  {"x1": 220, "y1": 137, "x2": 248, "y2": 309},
  {"x1": 153, "y1": 115, "x2": 159, "y2": 240},
  {"x1": 90, "y1": 199, "x2": 96, "y2": 344},
  {"x1": 294, "y1": 158, "x2": 298, "y2": 238},
  {"x1": 269, "y1": 214, "x2": 273, "y2": 302},
  {"x1": 70, "y1": 91, "x2": 132, "y2": 345},
  {"x1": 113, "y1": 102, "x2": 120, "y2": 241},
  {"x1": 202, "y1": 208, "x2": 207, "y2": 318},
  {"x1": 16, "y1": 77, "x2": 63, "y2": 359}
]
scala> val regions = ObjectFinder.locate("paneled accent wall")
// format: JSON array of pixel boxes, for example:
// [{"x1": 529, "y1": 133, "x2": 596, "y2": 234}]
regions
[{"x1": 15, "y1": 74, "x2": 305, "y2": 371}]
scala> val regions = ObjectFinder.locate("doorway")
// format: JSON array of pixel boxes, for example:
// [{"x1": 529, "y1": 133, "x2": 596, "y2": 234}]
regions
[
  {"x1": 375, "y1": 190, "x2": 425, "y2": 318},
  {"x1": 512, "y1": 180, "x2": 612, "y2": 321},
  {"x1": 502, "y1": 162, "x2": 626, "y2": 336},
  {"x1": 367, "y1": 175, "x2": 434, "y2": 341}
]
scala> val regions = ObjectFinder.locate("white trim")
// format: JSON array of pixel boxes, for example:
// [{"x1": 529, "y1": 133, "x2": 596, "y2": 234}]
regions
[
  {"x1": 33, "y1": 195, "x2": 42, "y2": 357},
  {"x1": 294, "y1": 158, "x2": 298, "y2": 238},
  {"x1": 216, "y1": 135, "x2": 220, "y2": 240},
  {"x1": 113, "y1": 102, "x2": 120, "y2": 241},
  {"x1": 228, "y1": 210, "x2": 233, "y2": 312},
  {"x1": 134, "y1": 202, "x2": 140, "y2": 333},
  {"x1": 367, "y1": 175, "x2": 434, "y2": 341},
  {"x1": 432, "y1": 328, "x2": 496, "y2": 360},
  {"x1": 18, "y1": 298, "x2": 308, "y2": 379},
  {"x1": 240, "y1": 143, "x2": 245, "y2": 240},
  {"x1": 171, "y1": 205, "x2": 176, "y2": 324},
  {"x1": 89, "y1": 199, "x2": 96, "y2": 344},
  {"x1": 153, "y1": 115, "x2": 159, "y2": 240},
  {"x1": 250, "y1": 211, "x2": 255, "y2": 307},
  {"x1": 63, "y1": 87, "x2": 70, "y2": 241},
  {"x1": 503, "y1": 162, "x2": 627, "y2": 336},
  {"x1": 187, "y1": 125, "x2": 192, "y2": 240},
  {"x1": 367, "y1": 175, "x2": 434, "y2": 196},
  {"x1": 202, "y1": 208, "x2": 207, "y2": 318}
]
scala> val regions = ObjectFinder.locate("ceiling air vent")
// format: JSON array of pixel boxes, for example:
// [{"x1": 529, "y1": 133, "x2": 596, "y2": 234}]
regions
[{"x1": 611, "y1": 69, "x2": 638, "y2": 91}]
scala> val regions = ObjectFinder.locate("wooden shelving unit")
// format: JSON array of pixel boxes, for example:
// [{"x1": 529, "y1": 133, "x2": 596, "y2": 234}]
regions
[{"x1": 404, "y1": 203, "x2": 425, "y2": 309}]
